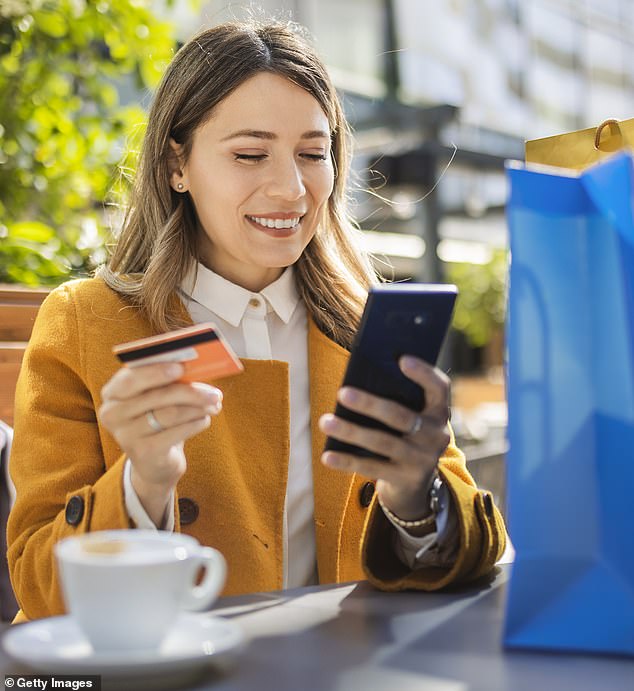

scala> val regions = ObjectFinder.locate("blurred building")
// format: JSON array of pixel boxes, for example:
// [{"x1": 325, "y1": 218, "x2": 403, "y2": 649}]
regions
[{"x1": 160, "y1": 0, "x2": 634, "y2": 284}]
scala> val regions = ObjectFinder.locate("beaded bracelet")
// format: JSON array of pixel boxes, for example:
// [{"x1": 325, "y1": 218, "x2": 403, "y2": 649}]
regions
[{"x1": 377, "y1": 473, "x2": 443, "y2": 529}]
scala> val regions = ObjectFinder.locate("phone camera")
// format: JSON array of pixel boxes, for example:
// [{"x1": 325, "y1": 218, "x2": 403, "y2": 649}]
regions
[
  {"x1": 413, "y1": 313, "x2": 429, "y2": 326},
  {"x1": 387, "y1": 312, "x2": 429, "y2": 329}
]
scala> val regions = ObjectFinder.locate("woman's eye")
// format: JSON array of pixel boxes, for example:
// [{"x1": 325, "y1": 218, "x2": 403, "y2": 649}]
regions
[
  {"x1": 233, "y1": 152, "x2": 328, "y2": 163},
  {"x1": 234, "y1": 153, "x2": 267, "y2": 162}
]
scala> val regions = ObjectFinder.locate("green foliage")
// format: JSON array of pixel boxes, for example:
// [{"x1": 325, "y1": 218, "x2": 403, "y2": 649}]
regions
[
  {"x1": 0, "y1": 0, "x2": 175, "y2": 285},
  {"x1": 445, "y1": 249, "x2": 508, "y2": 348}
]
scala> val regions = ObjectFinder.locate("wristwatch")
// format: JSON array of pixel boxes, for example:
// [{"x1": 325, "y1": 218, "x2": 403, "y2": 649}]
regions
[{"x1": 429, "y1": 472, "x2": 444, "y2": 516}]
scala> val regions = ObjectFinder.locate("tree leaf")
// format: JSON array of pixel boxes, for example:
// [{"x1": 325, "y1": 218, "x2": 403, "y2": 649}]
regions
[
  {"x1": 35, "y1": 10, "x2": 68, "y2": 39},
  {"x1": 7, "y1": 221, "x2": 56, "y2": 242}
]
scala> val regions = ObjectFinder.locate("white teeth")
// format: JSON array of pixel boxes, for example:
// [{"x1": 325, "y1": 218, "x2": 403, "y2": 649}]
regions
[{"x1": 249, "y1": 216, "x2": 301, "y2": 229}]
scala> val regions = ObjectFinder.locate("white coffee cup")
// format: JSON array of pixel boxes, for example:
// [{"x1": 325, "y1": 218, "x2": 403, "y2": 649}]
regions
[{"x1": 55, "y1": 530, "x2": 226, "y2": 653}]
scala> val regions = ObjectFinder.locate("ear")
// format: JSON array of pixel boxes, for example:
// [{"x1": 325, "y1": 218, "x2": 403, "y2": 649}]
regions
[{"x1": 168, "y1": 138, "x2": 188, "y2": 192}]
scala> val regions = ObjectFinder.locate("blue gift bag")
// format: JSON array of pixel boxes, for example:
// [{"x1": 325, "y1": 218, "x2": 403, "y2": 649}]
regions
[{"x1": 504, "y1": 151, "x2": 634, "y2": 655}]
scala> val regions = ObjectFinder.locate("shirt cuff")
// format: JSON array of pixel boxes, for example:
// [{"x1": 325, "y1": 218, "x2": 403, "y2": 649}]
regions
[
  {"x1": 383, "y1": 481, "x2": 459, "y2": 569},
  {"x1": 123, "y1": 459, "x2": 175, "y2": 531}
]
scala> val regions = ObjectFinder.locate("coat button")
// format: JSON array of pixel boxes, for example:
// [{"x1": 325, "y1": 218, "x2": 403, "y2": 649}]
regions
[
  {"x1": 359, "y1": 482, "x2": 375, "y2": 508},
  {"x1": 178, "y1": 498, "x2": 199, "y2": 525},
  {"x1": 482, "y1": 491, "x2": 495, "y2": 519},
  {"x1": 65, "y1": 495, "x2": 84, "y2": 526}
]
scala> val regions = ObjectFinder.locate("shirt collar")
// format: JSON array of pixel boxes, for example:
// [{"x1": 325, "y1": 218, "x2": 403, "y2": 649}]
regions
[
  {"x1": 183, "y1": 263, "x2": 300, "y2": 327},
  {"x1": 260, "y1": 266, "x2": 300, "y2": 324}
]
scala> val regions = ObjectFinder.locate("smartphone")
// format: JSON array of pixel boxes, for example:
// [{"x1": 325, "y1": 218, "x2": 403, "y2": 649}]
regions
[
  {"x1": 113, "y1": 322, "x2": 244, "y2": 382},
  {"x1": 324, "y1": 283, "x2": 457, "y2": 459}
]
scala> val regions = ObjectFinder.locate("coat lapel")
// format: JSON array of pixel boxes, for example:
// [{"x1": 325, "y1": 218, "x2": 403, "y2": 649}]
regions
[{"x1": 307, "y1": 319, "x2": 357, "y2": 583}]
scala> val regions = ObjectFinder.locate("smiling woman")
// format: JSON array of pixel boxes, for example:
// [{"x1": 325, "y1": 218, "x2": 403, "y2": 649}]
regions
[
  {"x1": 7, "y1": 19, "x2": 506, "y2": 623},
  {"x1": 101, "y1": 21, "x2": 369, "y2": 349}
]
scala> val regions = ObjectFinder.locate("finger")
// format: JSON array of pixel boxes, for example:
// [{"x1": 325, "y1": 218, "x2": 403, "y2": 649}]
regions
[
  {"x1": 399, "y1": 356, "x2": 450, "y2": 421},
  {"x1": 320, "y1": 413, "x2": 412, "y2": 462},
  {"x1": 321, "y1": 449, "x2": 421, "y2": 485},
  {"x1": 100, "y1": 383, "x2": 222, "y2": 429},
  {"x1": 136, "y1": 404, "x2": 220, "y2": 437},
  {"x1": 101, "y1": 362, "x2": 185, "y2": 401},
  {"x1": 337, "y1": 387, "x2": 422, "y2": 436},
  {"x1": 320, "y1": 410, "x2": 450, "y2": 462},
  {"x1": 124, "y1": 416, "x2": 211, "y2": 461}
]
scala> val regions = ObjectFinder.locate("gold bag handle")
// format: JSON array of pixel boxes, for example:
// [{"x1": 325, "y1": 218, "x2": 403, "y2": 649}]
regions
[{"x1": 594, "y1": 118, "x2": 624, "y2": 152}]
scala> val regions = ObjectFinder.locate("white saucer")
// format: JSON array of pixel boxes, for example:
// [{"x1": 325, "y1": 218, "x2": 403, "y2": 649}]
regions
[{"x1": 3, "y1": 611, "x2": 245, "y2": 687}]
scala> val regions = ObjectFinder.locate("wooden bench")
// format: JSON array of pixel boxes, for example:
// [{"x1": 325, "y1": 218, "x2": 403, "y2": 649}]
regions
[{"x1": 0, "y1": 286, "x2": 49, "y2": 425}]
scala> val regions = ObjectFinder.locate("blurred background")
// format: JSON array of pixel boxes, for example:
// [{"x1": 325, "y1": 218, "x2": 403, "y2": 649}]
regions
[{"x1": 2, "y1": 0, "x2": 634, "y2": 515}]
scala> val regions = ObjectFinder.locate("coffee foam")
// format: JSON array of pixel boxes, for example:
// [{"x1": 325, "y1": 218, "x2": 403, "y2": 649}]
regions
[
  {"x1": 81, "y1": 540, "x2": 127, "y2": 556},
  {"x1": 68, "y1": 536, "x2": 189, "y2": 565}
]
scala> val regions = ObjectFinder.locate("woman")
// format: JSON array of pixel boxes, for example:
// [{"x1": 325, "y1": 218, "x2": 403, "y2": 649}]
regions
[{"x1": 8, "y1": 20, "x2": 506, "y2": 621}]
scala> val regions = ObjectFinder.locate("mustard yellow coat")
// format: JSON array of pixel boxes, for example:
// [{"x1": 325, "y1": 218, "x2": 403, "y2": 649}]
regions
[{"x1": 7, "y1": 278, "x2": 506, "y2": 621}]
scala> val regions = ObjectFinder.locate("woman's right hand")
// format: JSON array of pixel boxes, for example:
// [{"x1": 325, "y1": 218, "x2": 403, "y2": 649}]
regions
[{"x1": 98, "y1": 362, "x2": 222, "y2": 525}]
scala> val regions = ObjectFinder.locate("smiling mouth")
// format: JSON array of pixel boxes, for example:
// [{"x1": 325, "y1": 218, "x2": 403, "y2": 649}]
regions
[{"x1": 246, "y1": 215, "x2": 303, "y2": 230}]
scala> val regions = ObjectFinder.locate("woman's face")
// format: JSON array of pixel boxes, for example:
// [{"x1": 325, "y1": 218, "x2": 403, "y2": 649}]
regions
[{"x1": 172, "y1": 72, "x2": 335, "y2": 292}]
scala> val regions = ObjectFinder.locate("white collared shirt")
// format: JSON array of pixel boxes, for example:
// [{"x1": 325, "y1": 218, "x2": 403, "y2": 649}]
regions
[{"x1": 123, "y1": 263, "x2": 456, "y2": 587}]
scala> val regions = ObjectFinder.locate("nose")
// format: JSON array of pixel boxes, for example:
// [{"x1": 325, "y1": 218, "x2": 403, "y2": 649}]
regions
[{"x1": 264, "y1": 157, "x2": 306, "y2": 201}]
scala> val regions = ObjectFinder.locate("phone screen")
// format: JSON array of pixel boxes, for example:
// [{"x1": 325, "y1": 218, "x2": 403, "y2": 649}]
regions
[{"x1": 324, "y1": 283, "x2": 457, "y2": 459}]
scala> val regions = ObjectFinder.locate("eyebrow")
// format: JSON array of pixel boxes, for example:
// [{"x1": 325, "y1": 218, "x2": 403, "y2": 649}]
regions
[{"x1": 221, "y1": 129, "x2": 330, "y2": 142}]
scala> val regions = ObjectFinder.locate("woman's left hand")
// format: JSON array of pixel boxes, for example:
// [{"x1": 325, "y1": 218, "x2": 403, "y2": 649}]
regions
[{"x1": 318, "y1": 355, "x2": 451, "y2": 522}]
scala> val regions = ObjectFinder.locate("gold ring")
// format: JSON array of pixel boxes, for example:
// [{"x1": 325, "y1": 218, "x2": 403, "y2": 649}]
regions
[{"x1": 146, "y1": 409, "x2": 164, "y2": 433}]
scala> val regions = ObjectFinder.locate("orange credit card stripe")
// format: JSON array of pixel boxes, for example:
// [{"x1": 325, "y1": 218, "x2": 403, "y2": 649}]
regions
[{"x1": 180, "y1": 340, "x2": 243, "y2": 382}]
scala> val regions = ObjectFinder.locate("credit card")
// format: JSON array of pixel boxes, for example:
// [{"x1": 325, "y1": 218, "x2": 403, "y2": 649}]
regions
[{"x1": 112, "y1": 322, "x2": 244, "y2": 382}]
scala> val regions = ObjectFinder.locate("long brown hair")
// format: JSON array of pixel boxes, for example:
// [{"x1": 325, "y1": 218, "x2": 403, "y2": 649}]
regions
[{"x1": 101, "y1": 20, "x2": 378, "y2": 348}]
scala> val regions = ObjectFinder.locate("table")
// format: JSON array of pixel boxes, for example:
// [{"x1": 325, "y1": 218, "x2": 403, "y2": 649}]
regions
[{"x1": 1, "y1": 565, "x2": 632, "y2": 690}]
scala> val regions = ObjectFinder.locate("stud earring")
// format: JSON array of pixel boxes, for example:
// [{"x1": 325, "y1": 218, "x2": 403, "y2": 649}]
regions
[{"x1": 177, "y1": 183, "x2": 184, "y2": 191}]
